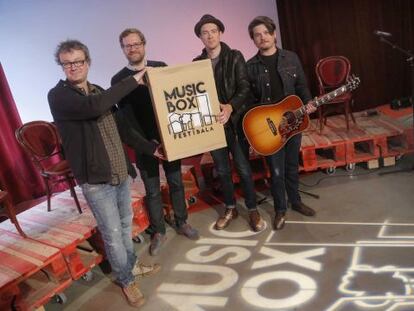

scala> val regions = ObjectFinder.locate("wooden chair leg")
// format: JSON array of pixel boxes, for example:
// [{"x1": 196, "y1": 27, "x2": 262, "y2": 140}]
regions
[
  {"x1": 43, "y1": 177, "x2": 52, "y2": 212},
  {"x1": 318, "y1": 107, "x2": 324, "y2": 133},
  {"x1": 350, "y1": 99, "x2": 357, "y2": 124},
  {"x1": 68, "y1": 177, "x2": 82, "y2": 214},
  {"x1": 3, "y1": 194, "x2": 27, "y2": 238},
  {"x1": 344, "y1": 102, "x2": 350, "y2": 131},
  {"x1": 70, "y1": 185, "x2": 82, "y2": 214},
  {"x1": 10, "y1": 214, "x2": 27, "y2": 238}
]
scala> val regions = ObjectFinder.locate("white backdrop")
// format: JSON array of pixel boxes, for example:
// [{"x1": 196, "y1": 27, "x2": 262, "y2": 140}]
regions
[{"x1": 0, "y1": 0, "x2": 280, "y2": 122}]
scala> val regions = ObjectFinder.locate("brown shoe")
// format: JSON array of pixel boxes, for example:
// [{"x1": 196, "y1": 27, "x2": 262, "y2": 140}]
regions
[
  {"x1": 274, "y1": 211, "x2": 286, "y2": 230},
  {"x1": 215, "y1": 207, "x2": 238, "y2": 230},
  {"x1": 292, "y1": 202, "x2": 316, "y2": 216},
  {"x1": 248, "y1": 210, "x2": 265, "y2": 232},
  {"x1": 122, "y1": 280, "x2": 145, "y2": 307},
  {"x1": 132, "y1": 261, "x2": 161, "y2": 278}
]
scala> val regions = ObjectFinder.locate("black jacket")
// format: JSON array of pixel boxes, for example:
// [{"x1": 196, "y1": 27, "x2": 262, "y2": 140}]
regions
[
  {"x1": 247, "y1": 49, "x2": 312, "y2": 106},
  {"x1": 111, "y1": 61, "x2": 167, "y2": 154},
  {"x1": 48, "y1": 77, "x2": 143, "y2": 184},
  {"x1": 193, "y1": 42, "x2": 253, "y2": 128}
]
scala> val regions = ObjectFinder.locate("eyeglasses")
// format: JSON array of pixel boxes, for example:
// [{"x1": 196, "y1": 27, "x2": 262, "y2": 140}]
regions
[
  {"x1": 122, "y1": 42, "x2": 144, "y2": 50},
  {"x1": 61, "y1": 60, "x2": 86, "y2": 69}
]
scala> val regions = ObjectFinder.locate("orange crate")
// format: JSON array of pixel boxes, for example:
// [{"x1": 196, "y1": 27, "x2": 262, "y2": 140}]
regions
[
  {"x1": 0, "y1": 229, "x2": 71, "y2": 310},
  {"x1": 0, "y1": 191, "x2": 102, "y2": 281}
]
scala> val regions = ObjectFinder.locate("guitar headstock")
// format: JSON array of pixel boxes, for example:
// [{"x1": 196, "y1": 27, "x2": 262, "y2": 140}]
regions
[{"x1": 346, "y1": 75, "x2": 361, "y2": 91}]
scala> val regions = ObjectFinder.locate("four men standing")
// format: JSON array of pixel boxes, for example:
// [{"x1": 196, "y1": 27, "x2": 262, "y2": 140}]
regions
[{"x1": 48, "y1": 14, "x2": 316, "y2": 308}]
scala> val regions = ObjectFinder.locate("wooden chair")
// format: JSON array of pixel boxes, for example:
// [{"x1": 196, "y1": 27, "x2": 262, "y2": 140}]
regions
[
  {"x1": 15, "y1": 121, "x2": 82, "y2": 214},
  {"x1": 315, "y1": 55, "x2": 356, "y2": 132},
  {"x1": 0, "y1": 190, "x2": 27, "y2": 238}
]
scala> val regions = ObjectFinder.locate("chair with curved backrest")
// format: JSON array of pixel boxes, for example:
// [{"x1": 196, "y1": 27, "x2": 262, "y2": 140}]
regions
[
  {"x1": 315, "y1": 55, "x2": 356, "y2": 132},
  {"x1": 0, "y1": 190, "x2": 27, "y2": 237},
  {"x1": 15, "y1": 121, "x2": 82, "y2": 214}
]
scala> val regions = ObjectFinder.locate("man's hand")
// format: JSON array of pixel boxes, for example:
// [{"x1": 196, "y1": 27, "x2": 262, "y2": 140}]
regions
[
  {"x1": 305, "y1": 100, "x2": 317, "y2": 114},
  {"x1": 133, "y1": 68, "x2": 147, "y2": 85},
  {"x1": 153, "y1": 144, "x2": 166, "y2": 160},
  {"x1": 218, "y1": 103, "x2": 233, "y2": 124}
]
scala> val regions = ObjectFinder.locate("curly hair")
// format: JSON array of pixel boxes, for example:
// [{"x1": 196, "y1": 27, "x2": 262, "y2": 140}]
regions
[{"x1": 54, "y1": 39, "x2": 91, "y2": 65}]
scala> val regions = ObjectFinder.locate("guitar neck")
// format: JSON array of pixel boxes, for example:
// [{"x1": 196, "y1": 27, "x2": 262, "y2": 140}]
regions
[
  {"x1": 296, "y1": 84, "x2": 349, "y2": 118},
  {"x1": 313, "y1": 85, "x2": 349, "y2": 108}
]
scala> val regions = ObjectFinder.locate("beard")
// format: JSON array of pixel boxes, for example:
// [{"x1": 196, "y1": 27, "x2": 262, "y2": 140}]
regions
[{"x1": 127, "y1": 52, "x2": 145, "y2": 66}]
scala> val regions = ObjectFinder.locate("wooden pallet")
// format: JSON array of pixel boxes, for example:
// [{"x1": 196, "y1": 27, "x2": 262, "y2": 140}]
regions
[
  {"x1": 301, "y1": 124, "x2": 347, "y2": 172},
  {"x1": 129, "y1": 180, "x2": 150, "y2": 236},
  {"x1": 0, "y1": 229, "x2": 71, "y2": 310},
  {"x1": 200, "y1": 107, "x2": 413, "y2": 178},
  {"x1": 301, "y1": 112, "x2": 413, "y2": 171},
  {"x1": 129, "y1": 164, "x2": 201, "y2": 232},
  {"x1": 0, "y1": 192, "x2": 102, "y2": 282}
]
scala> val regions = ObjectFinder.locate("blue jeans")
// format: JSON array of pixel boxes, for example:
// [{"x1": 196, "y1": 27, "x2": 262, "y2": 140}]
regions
[
  {"x1": 265, "y1": 133, "x2": 302, "y2": 212},
  {"x1": 136, "y1": 154, "x2": 187, "y2": 235},
  {"x1": 81, "y1": 178, "x2": 135, "y2": 287},
  {"x1": 210, "y1": 127, "x2": 257, "y2": 210}
]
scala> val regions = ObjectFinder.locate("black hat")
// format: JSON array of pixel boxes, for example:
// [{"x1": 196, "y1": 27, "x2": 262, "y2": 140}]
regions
[{"x1": 194, "y1": 14, "x2": 225, "y2": 37}]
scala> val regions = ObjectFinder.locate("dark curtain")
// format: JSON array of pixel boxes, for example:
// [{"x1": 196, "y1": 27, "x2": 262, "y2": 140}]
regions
[
  {"x1": 276, "y1": 0, "x2": 413, "y2": 111},
  {"x1": 0, "y1": 62, "x2": 45, "y2": 205}
]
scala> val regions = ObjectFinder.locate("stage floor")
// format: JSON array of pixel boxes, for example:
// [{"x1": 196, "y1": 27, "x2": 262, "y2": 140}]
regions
[{"x1": 44, "y1": 154, "x2": 414, "y2": 311}]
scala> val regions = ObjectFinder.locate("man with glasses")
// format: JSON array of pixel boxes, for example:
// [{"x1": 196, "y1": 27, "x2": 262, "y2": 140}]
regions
[
  {"x1": 193, "y1": 15, "x2": 265, "y2": 232},
  {"x1": 112, "y1": 28, "x2": 199, "y2": 257},
  {"x1": 48, "y1": 39, "x2": 160, "y2": 308}
]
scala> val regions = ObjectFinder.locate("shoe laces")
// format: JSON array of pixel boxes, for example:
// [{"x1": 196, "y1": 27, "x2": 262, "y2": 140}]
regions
[
  {"x1": 135, "y1": 262, "x2": 151, "y2": 273},
  {"x1": 125, "y1": 281, "x2": 142, "y2": 298},
  {"x1": 224, "y1": 208, "x2": 235, "y2": 218}
]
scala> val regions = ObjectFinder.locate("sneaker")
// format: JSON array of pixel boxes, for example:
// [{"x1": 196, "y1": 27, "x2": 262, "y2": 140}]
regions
[
  {"x1": 132, "y1": 261, "x2": 161, "y2": 278},
  {"x1": 149, "y1": 233, "x2": 166, "y2": 256},
  {"x1": 274, "y1": 211, "x2": 286, "y2": 230},
  {"x1": 177, "y1": 223, "x2": 199, "y2": 240},
  {"x1": 291, "y1": 202, "x2": 316, "y2": 216},
  {"x1": 122, "y1": 280, "x2": 145, "y2": 307},
  {"x1": 215, "y1": 207, "x2": 238, "y2": 230},
  {"x1": 248, "y1": 210, "x2": 265, "y2": 232}
]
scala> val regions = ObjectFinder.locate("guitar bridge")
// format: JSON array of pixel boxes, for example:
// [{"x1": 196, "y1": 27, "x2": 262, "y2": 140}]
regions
[{"x1": 266, "y1": 118, "x2": 277, "y2": 136}]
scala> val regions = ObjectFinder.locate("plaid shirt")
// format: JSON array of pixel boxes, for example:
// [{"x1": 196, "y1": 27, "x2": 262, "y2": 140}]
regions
[{"x1": 88, "y1": 84, "x2": 128, "y2": 185}]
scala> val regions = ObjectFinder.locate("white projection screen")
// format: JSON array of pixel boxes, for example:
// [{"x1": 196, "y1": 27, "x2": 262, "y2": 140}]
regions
[{"x1": 0, "y1": 0, "x2": 280, "y2": 122}]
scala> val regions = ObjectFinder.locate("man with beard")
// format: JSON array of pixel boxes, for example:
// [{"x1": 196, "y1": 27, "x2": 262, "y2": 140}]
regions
[
  {"x1": 246, "y1": 16, "x2": 317, "y2": 231},
  {"x1": 112, "y1": 28, "x2": 199, "y2": 257}
]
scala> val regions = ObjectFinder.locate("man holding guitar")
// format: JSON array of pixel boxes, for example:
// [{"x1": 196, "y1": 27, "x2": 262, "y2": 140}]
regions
[{"x1": 246, "y1": 16, "x2": 317, "y2": 230}]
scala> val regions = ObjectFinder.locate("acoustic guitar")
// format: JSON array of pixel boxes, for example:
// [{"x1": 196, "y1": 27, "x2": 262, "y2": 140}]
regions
[{"x1": 242, "y1": 75, "x2": 360, "y2": 156}]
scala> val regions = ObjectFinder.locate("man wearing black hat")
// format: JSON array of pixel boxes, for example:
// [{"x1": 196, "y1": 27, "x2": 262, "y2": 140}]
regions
[{"x1": 193, "y1": 14, "x2": 265, "y2": 232}]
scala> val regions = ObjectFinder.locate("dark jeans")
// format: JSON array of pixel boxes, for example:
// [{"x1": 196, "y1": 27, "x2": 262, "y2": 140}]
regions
[
  {"x1": 210, "y1": 127, "x2": 257, "y2": 210},
  {"x1": 266, "y1": 133, "x2": 302, "y2": 213},
  {"x1": 136, "y1": 154, "x2": 187, "y2": 234}
]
